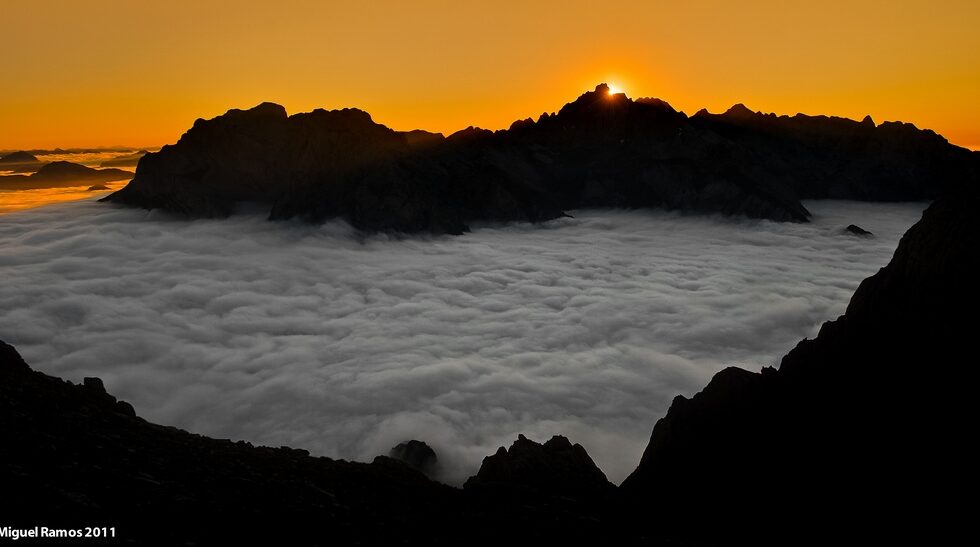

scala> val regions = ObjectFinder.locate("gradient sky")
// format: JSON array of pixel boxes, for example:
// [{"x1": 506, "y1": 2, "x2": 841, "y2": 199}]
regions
[{"x1": 2, "y1": 0, "x2": 978, "y2": 150}]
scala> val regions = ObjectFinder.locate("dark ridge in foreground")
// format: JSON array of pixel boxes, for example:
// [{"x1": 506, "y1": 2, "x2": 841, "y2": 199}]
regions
[
  {"x1": 103, "y1": 85, "x2": 977, "y2": 233},
  {"x1": 3, "y1": 187, "x2": 976, "y2": 544},
  {"x1": 0, "y1": 343, "x2": 616, "y2": 544},
  {"x1": 0, "y1": 161, "x2": 132, "y2": 190},
  {"x1": 621, "y1": 187, "x2": 978, "y2": 543},
  {"x1": 464, "y1": 434, "x2": 614, "y2": 499}
]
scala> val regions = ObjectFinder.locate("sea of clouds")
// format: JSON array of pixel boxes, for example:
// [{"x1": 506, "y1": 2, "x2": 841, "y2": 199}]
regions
[{"x1": 0, "y1": 199, "x2": 926, "y2": 484}]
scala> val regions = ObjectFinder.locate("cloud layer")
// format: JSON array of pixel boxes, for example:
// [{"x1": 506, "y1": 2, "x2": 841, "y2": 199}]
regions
[{"x1": 0, "y1": 199, "x2": 926, "y2": 484}]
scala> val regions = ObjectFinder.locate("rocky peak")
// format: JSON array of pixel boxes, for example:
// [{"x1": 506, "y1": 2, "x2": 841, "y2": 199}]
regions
[
  {"x1": 0, "y1": 340, "x2": 28, "y2": 371},
  {"x1": 0, "y1": 151, "x2": 39, "y2": 163},
  {"x1": 463, "y1": 434, "x2": 613, "y2": 497},
  {"x1": 388, "y1": 440, "x2": 438, "y2": 477},
  {"x1": 556, "y1": 83, "x2": 632, "y2": 117},
  {"x1": 724, "y1": 103, "x2": 757, "y2": 118},
  {"x1": 620, "y1": 187, "x2": 979, "y2": 542},
  {"x1": 844, "y1": 224, "x2": 873, "y2": 236}
]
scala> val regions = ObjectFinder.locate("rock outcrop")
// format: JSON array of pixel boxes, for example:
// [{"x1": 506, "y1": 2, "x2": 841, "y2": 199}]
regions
[
  {"x1": 464, "y1": 434, "x2": 614, "y2": 499},
  {"x1": 0, "y1": 342, "x2": 614, "y2": 544},
  {"x1": 0, "y1": 161, "x2": 132, "y2": 190},
  {"x1": 388, "y1": 440, "x2": 439, "y2": 477},
  {"x1": 104, "y1": 85, "x2": 978, "y2": 233},
  {"x1": 844, "y1": 223, "x2": 873, "y2": 236}
]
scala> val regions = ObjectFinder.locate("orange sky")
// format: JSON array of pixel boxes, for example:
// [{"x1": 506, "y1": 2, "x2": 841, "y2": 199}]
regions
[{"x1": 1, "y1": 0, "x2": 978, "y2": 150}]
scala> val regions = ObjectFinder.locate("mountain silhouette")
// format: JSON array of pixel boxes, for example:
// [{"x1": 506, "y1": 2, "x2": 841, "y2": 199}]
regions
[
  {"x1": 0, "y1": 150, "x2": 43, "y2": 174},
  {"x1": 104, "y1": 85, "x2": 978, "y2": 233},
  {"x1": 619, "y1": 185, "x2": 978, "y2": 543}
]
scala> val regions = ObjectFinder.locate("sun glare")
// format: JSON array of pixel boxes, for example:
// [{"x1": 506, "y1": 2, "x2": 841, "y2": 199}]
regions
[{"x1": 607, "y1": 84, "x2": 624, "y2": 95}]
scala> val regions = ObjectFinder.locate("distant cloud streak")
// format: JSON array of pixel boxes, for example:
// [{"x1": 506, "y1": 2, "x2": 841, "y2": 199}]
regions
[{"x1": 0, "y1": 199, "x2": 926, "y2": 484}]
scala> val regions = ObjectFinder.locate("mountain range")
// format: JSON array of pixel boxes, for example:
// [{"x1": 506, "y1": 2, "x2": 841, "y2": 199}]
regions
[{"x1": 104, "y1": 84, "x2": 978, "y2": 233}]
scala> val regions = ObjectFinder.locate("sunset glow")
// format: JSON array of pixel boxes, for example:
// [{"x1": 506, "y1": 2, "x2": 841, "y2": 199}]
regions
[{"x1": 0, "y1": 1, "x2": 978, "y2": 150}]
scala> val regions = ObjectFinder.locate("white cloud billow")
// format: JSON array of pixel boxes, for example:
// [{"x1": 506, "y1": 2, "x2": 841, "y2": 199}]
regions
[{"x1": 0, "y1": 198, "x2": 926, "y2": 484}]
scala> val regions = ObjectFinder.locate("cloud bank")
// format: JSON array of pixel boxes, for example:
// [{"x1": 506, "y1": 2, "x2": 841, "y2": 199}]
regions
[{"x1": 0, "y1": 199, "x2": 926, "y2": 484}]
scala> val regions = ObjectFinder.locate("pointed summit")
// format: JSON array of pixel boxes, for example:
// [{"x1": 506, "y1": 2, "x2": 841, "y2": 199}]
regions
[
  {"x1": 556, "y1": 83, "x2": 632, "y2": 118},
  {"x1": 724, "y1": 103, "x2": 756, "y2": 118}
]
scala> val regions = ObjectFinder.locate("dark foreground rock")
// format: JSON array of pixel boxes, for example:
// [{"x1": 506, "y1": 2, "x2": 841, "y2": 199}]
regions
[
  {"x1": 0, "y1": 341, "x2": 460, "y2": 545},
  {"x1": 620, "y1": 187, "x2": 978, "y2": 543},
  {"x1": 0, "y1": 161, "x2": 132, "y2": 190},
  {"x1": 104, "y1": 86, "x2": 977, "y2": 233},
  {"x1": 0, "y1": 342, "x2": 617, "y2": 545},
  {"x1": 844, "y1": 223, "x2": 873, "y2": 236}
]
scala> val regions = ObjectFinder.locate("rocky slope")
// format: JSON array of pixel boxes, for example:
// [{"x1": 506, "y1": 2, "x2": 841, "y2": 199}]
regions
[
  {"x1": 620, "y1": 186, "x2": 978, "y2": 543},
  {"x1": 99, "y1": 150, "x2": 149, "y2": 168},
  {"x1": 0, "y1": 343, "x2": 616, "y2": 544},
  {"x1": 104, "y1": 85, "x2": 977, "y2": 233},
  {"x1": 0, "y1": 161, "x2": 132, "y2": 190}
]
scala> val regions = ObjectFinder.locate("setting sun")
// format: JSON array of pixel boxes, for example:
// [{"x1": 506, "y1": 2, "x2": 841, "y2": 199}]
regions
[
  {"x1": 1, "y1": 1, "x2": 978, "y2": 149},
  {"x1": 606, "y1": 84, "x2": 624, "y2": 95}
]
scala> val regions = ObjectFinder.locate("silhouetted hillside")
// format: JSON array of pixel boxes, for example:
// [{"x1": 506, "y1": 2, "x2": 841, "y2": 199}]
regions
[{"x1": 0, "y1": 151, "x2": 43, "y2": 174}]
